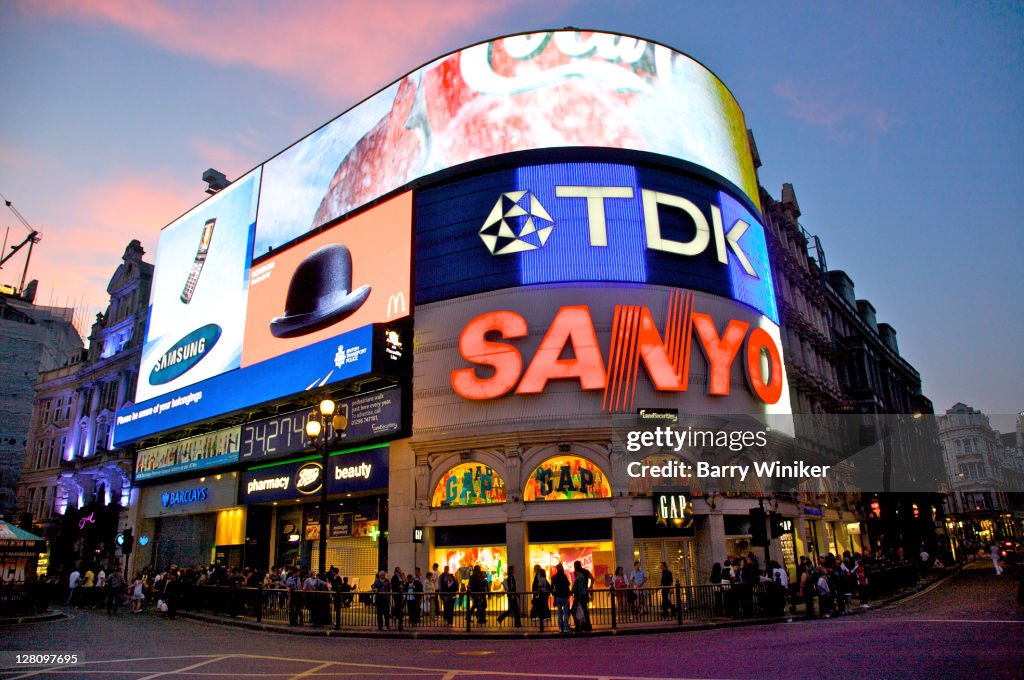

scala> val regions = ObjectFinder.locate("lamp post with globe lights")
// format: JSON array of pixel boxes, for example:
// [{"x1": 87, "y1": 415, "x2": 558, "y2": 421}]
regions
[{"x1": 305, "y1": 397, "x2": 347, "y2": 578}]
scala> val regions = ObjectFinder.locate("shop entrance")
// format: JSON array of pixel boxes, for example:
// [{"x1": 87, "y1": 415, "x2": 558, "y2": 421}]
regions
[{"x1": 635, "y1": 538, "x2": 696, "y2": 588}]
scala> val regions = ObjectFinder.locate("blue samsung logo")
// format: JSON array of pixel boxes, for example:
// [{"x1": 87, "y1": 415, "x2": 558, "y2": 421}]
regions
[{"x1": 149, "y1": 324, "x2": 221, "y2": 385}]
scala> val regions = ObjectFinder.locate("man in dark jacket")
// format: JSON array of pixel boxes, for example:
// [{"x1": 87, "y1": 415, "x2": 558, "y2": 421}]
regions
[
  {"x1": 438, "y1": 566, "x2": 458, "y2": 625},
  {"x1": 660, "y1": 562, "x2": 677, "y2": 616}
]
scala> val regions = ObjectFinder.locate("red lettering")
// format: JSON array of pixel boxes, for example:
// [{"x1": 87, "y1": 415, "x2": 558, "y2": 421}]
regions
[
  {"x1": 451, "y1": 310, "x2": 528, "y2": 400},
  {"x1": 692, "y1": 313, "x2": 749, "y2": 396},
  {"x1": 745, "y1": 327, "x2": 783, "y2": 404},
  {"x1": 517, "y1": 306, "x2": 606, "y2": 394}
]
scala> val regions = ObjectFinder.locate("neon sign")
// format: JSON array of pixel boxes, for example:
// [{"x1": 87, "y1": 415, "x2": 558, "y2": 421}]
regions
[
  {"x1": 432, "y1": 463, "x2": 507, "y2": 507},
  {"x1": 524, "y1": 456, "x2": 611, "y2": 502},
  {"x1": 78, "y1": 513, "x2": 95, "y2": 530},
  {"x1": 451, "y1": 291, "x2": 783, "y2": 411}
]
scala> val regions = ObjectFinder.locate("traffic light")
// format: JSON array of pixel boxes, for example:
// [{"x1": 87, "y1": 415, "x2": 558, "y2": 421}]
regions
[
  {"x1": 769, "y1": 512, "x2": 785, "y2": 538},
  {"x1": 749, "y1": 508, "x2": 768, "y2": 546},
  {"x1": 117, "y1": 528, "x2": 134, "y2": 555}
]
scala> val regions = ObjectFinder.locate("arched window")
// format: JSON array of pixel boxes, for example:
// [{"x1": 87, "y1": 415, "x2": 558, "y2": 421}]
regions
[
  {"x1": 431, "y1": 462, "x2": 507, "y2": 507},
  {"x1": 523, "y1": 455, "x2": 611, "y2": 502}
]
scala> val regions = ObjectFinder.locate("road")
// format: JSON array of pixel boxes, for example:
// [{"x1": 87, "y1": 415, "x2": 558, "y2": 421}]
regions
[{"x1": 2, "y1": 562, "x2": 1021, "y2": 680}]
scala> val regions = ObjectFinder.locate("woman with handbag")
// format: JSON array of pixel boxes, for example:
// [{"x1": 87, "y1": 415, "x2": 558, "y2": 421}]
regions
[{"x1": 530, "y1": 565, "x2": 551, "y2": 629}]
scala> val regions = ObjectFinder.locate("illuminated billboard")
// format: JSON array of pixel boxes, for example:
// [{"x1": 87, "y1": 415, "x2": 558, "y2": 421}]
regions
[
  {"x1": 415, "y1": 162, "x2": 776, "y2": 322},
  {"x1": 137, "y1": 169, "x2": 260, "y2": 402},
  {"x1": 253, "y1": 30, "x2": 758, "y2": 257},
  {"x1": 242, "y1": 192, "x2": 411, "y2": 367}
]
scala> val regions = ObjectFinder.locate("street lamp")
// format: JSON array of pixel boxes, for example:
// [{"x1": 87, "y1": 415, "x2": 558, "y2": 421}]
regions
[{"x1": 305, "y1": 398, "x2": 347, "y2": 577}]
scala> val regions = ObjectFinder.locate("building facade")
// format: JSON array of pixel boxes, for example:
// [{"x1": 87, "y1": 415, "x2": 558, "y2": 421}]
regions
[
  {"x1": 16, "y1": 240, "x2": 152, "y2": 575},
  {"x1": 0, "y1": 287, "x2": 82, "y2": 519},
  {"x1": 111, "y1": 31, "x2": 942, "y2": 589},
  {"x1": 938, "y1": 403, "x2": 1024, "y2": 552}
]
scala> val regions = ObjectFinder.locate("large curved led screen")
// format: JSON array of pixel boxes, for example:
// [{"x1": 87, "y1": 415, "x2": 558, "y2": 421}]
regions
[{"x1": 254, "y1": 30, "x2": 758, "y2": 257}]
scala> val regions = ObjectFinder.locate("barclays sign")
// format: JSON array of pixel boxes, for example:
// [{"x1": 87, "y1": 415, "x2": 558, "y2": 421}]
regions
[{"x1": 161, "y1": 486, "x2": 209, "y2": 508}]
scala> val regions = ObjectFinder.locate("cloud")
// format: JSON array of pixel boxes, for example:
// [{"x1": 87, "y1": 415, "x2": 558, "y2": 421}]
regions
[
  {"x1": 17, "y1": 171, "x2": 191, "y2": 317},
  {"x1": 773, "y1": 79, "x2": 899, "y2": 139},
  {"x1": 23, "y1": 0, "x2": 517, "y2": 99}
]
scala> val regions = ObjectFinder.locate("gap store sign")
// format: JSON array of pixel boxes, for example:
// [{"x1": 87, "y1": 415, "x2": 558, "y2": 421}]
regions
[{"x1": 240, "y1": 445, "x2": 389, "y2": 504}]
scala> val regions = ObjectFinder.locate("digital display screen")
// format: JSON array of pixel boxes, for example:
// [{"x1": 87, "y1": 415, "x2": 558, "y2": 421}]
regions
[
  {"x1": 242, "y1": 192, "x2": 411, "y2": 368},
  {"x1": 114, "y1": 324, "x2": 374, "y2": 445},
  {"x1": 136, "y1": 169, "x2": 260, "y2": 403},
  {"x1": 135, "y1": 426, "x2": 241, "y2": 481},
  {"x1": 253, "y1": 30, "x2": 758, "y2": 257},
  {"x1": 416, "y1": 162, "x2": 778, "y2": 322},
  {"x1": 239, "y1": 386, "x2": 402, "y2": 463}
]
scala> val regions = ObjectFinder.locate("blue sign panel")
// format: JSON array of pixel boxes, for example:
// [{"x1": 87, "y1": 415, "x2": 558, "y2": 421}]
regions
[
  {"x1": 415, "y1": 160, "x2": 778, "y2": 323},
  {"x1": 113, "y1": 324, "x2": 374, "y2": 446},
  {"x1": 240, "y1": 445, "x2": 389, "y2": 504}
]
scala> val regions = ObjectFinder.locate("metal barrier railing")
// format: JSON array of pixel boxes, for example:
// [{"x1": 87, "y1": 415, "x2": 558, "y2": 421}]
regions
[{"x1": 177, "y1": 581, "x2": 787, "y2": 631}]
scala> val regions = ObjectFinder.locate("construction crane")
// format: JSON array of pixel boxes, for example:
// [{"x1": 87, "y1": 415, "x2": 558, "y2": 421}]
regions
[{"x1": 0, "y1": 195, "x2": 42, "y2": 299}]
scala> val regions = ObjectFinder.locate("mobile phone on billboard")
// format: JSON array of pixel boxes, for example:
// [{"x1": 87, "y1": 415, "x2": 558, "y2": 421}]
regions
[{"x1": 180, "y1": 218, "x2": 216, "y2": 304}]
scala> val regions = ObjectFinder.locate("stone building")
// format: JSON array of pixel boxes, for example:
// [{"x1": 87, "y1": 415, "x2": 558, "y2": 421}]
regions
[
  {"x1": 0, "y1": 286, "x2": 82, "y2": 518},
  {"x1": 16, "y1": 240, "x2": 152, "y2": 575}
]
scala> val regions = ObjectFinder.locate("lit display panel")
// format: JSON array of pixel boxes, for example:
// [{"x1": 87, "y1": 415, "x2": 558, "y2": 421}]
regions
[
  {"x1": 415, "y1": 161, "x2": 779, "y2": 323},
  {"x1": 523, "y1": 456, "x2": 611, "y2": 502},
  {"x1": 137, "y1": 169, "x2": 260, "y2": 403},
  {"x1": 254, "y1": 30, "x2": 758, "y2": 257},
  {"x1": 432, "y1": 463, "x2": 507, "y2": 507}
]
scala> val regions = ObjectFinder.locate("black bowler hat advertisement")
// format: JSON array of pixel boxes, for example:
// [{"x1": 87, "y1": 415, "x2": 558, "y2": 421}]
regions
[
  {"x1": 269, "y1": 243, "x2": 371, "y2": 338},
  {"x1": 136, "y1": 169, "x2": 261, "y2": 403},
  {"x1": 242, "y1": 191, "x2": 411, "y2": 367}
]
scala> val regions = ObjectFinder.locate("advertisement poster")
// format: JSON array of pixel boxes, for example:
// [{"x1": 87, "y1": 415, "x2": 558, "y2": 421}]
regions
[
  {"x1": 242, "y1": 192, "x2": 412, "y2": 368},
  {"x1": 137, "y1": 168, "x2": 261, "y2": 403},
  {"x1": 253, "y1": 31, "x2": 755, "y2": 256}
]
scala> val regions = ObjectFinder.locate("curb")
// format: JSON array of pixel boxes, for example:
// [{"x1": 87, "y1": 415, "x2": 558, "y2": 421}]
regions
[
  {"x1": 178, "y1": 610, "x2": 795, "y2": 640},
  {"x1": 0, "y1": 611, "x2": 66, "y2": 626}
]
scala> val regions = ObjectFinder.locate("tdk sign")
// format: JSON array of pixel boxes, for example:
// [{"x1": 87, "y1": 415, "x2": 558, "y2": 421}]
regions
[
  {"x1": 416, "y1": 161, "x2": 779, "y2": 324},
  {"x1": 479, "y1": 184, "x2": 756, "y2": 276},
  {"x1": 161, "y1": 486, "x2": 209, "y2": 508},
  {"x1": 149, "y1": 324, "x2": 221, "y2": 385}
]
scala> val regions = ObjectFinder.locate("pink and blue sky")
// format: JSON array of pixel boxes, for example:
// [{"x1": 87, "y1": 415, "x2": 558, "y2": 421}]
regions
[{"x1": 1, "y1": 1, "x2": 1021, "y2": 417}]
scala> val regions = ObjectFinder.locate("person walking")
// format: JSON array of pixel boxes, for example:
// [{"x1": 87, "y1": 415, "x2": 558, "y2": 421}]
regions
[
  {"x1": 438, "y1": 565, "x2": 458, "y2": 626},
  {"x1": 468, "y1": 565, "x2": 488, "y2": 624},
  {"x1": 612, "y1": 566, "x2": 628, "y2": 614},
  {"x1": 991, "y1": 543, "x2": 1004, "y2": 576},
  {"x1": 659, "y1": 562, "x2": 677, "y2": 616},
  {"x1": 571, "y1": 561, "x2": 593, "y2": 632},
  {"x1": 405, "y1": 573, "x2": 423, "y2": 626},
  {"x1": 66, "y1": 567, "x2": 81, "y2": 606},
  {"x1": 106, "y1": 570, "x2": 125, "y2": 615},
  {"x1": 550, "y1": 564, "x2": 570, "y2": 633},
  {"x1": 629, "y1": 560, "x2": 647, "y2": 613},
  {"x1": 390, "y1": 567, "x2": 406, "y2": 631},
  {"x1": 371, "y1": 571, "x2": 391, "y2": 631},
  {"x1": 496, "y1": 565, "x2": 522, "y2": 627},
  {"x1": 130, "y1": 574, "x2": 145, "y2": 613},
  {"x1": 286, "y1": 569, "x2": 304, "y2": 626}
]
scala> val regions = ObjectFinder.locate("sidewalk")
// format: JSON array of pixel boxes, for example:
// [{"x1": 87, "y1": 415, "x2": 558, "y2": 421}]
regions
[{"x1": 176, "y1": 567, "x2": 960, "y2": 639}]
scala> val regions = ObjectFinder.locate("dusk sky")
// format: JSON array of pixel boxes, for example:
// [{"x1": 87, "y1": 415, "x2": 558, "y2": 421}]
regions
[{"x1": 1, "y1": 1, "x2": 1020, "y2": 419}]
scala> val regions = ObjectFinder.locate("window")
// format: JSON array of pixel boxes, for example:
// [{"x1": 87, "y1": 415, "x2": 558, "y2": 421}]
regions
[
  {"x1": 45, "y1": 439, "x2": 56, "y2": 470},
  {"x1": 40, "y1": 400, "x2": 52, "y2": 425},
  {"x1": 962, "y1": 439, "x2": 974, "y2": 453},
  {"x1": 34, "y1": 440, "x2": 45, "y2": 470}
]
